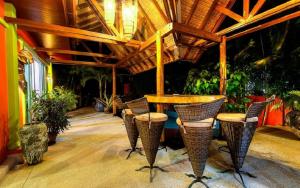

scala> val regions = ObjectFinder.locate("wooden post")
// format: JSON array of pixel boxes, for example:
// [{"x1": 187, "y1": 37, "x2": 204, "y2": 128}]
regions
[
  {"x1": 156, "y1": 31, "x2": 164, "y2": 112},
  {"x1": 219, "y1": 36, "x2": 227, "y2": 95},
  {"x1": 112, "y1": 66, "x2": 116, "y2": 115}
]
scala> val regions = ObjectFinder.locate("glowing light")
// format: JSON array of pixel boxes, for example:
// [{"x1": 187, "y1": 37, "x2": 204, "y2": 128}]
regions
[
  {"x1": 104, "y1": 0, "x2": 116, "y2": 26},
  {"x1": 122, "y1": 0, "x2": 138, "y2": 39}
]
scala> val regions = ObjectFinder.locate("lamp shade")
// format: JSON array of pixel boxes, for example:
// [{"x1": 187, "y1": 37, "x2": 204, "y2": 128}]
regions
[
  {"x1": 122, "y1": 0, "x2": 138, "y2": 39},
  {"x1": 104, "y1": 0, "x2": 116, "y2": 26}
]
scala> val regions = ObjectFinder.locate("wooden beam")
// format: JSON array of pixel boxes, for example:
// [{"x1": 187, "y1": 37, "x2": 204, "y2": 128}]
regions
[
  {"x1": 51, "y1": 59, "x2": 115, "y2": 68},
  {"x1": 35, "y1": 47, "x2": 118, "y2": 59},
  {"x1": 216, "y1": 5, "x2": 244, "y2": 22},
  {"x1": 163, "y1": 0, "x2": 172, "y2": 22},
  {"x1": 117, "y1": 22, "x2": 173, "y2": 66},
  {"x1": 151, "y1": 0, "x2": 169, "y2": 23},
  {"x1": 169, "y1": 0, "x2": 177, "y2": 22},
  {"x1": 249, "y1": 0, "x2": 265, "y2": 17},
  {"x1": 156, "y1": 31, "x2": 164, "y2": 97},
  {"x1": 173, "y1": 22, "x2": 221, "y2": 42},
  {"x1": 243, "y1": 0, "x2": 250, "y2": 18},
  {"x1": 112, "y1": 67, "x2": 116, "y2": 115},
  {"x1": 219, "y1": 36, "x2": 226, "y2": 95},
  {"x1": 86, "y1": 0, "x2": 120, "y2": 36},
  {"x1": 227, "y1": 11, "x2": 300, "y2": 41},
  {"x1": 5, "y1": 17, "x2": 141, "y2": 48}
]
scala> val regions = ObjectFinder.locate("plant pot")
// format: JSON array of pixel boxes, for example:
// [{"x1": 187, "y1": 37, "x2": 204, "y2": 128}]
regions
[
  {"x1": 104, "y1": 107, "x2": 111, "y2": 113},
  {"x1": 95, "y1": 101, "x2": 104, "y2": 112},
  {"x1": 286, "y1": 110, "x2": 300, "y2": 139},
  {"x1": 19, "y1": 123, "x2": 48, "y2": 165},
  {"x1": 48, "y1": 132, "x2": 58, "y2": 146}
]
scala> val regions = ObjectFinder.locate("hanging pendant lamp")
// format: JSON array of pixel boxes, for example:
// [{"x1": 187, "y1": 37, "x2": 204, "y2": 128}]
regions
[
  {"x1": 104, "y1": 0, "x2": 116, "y2": 26},
  {"x1": 122, "y1": 0, "x2": 138, "y2": 39}
]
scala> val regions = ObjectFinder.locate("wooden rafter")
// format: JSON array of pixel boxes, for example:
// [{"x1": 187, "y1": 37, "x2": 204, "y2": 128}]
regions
[
  {"x1": 250, "y1": 0, "x2": 266, "y2": 17},
  {"x1": 243, "y1": 0, "x2": 250, "y2": 18},
  {"x1": 86, "y1": 0, "x2": 120, "y2": 36},
  {"x1": 4, "y1": 17, "x2": 141, "y2": 48},
  {"x1": 62, "y1": 0, "x2": 69, "y2": 25},
  {"x1": 151, "y1": 0, "x2": 169, "y2": 23},
  {"x1": 194, "y1": 0, "x2": 300, "y2": 47},
  {"x1": 227, "y1": 11, "x2": 300, "y2": 41},
  {"x1": 35, "y1": 47, "x2": 118, "y2": 59},
  {"x1": 51, "y1": 59, "x2": 115, "y2": 68},
  {"x1": 216, "y1": 5, "x2": 244, "y2": 22},
  {"x1": 117, "y1": 23, "x2": 174, "y2": 67},
  {"x1": 173, "y1": 22, "x2": 221, "y2": 42},
  {"x1": 71, "y1": 0, "x2": 78, "y2": 26},
  {"x1": 169, "y1": 0, "x2": 177, "y2": 22},
  {"x1": 162, "y1": 0, "x2": 172, "y2": 22}
]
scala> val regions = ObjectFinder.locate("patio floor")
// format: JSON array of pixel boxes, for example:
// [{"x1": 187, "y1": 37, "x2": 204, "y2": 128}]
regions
[{"x1": 1, "y1": 108, "x2": 300, "y2": 188}]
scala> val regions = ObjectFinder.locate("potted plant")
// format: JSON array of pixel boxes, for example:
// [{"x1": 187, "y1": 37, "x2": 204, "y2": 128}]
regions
[
  {"x1": 272, "y1": 90, "x2": 300, "y2": 138},
  {"x1": 98, "y1": 95, "x2": 113, "y2": 113},
  {"x1": 32, "y1": 87, "x2": 77, "y2": 145},
  {"x1": 19, "y1": 107, "x2": 48, "y2": 165}
]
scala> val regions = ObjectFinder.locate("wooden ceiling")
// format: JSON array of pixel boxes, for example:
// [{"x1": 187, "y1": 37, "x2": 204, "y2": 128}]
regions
[{"x1": 5, "y1": 0, "x2": 300, "y2": 74}]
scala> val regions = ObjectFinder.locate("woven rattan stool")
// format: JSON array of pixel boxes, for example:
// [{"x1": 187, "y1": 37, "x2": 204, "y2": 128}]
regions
[
  {"x1": 122, "y1": 109, "x2": 143, "y2": 159},
  {"x1": 114, "y1": 96, "x2": 143, "y2": 159},
  {"x1": 126, "y1": 97, "x2": 168, "y2": 182},
  {"x1": 216, "y1": 96, "x2": 275, "y2": 187},
  {"x1": 175, "y1": 98, "x2": 225, "y2": 188}
]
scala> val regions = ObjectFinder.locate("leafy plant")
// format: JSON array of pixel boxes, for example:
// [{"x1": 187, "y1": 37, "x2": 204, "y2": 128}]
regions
[
  {"x1": 31, "y1": 88, "x2": 77, "y2": 135},
  {"x1": 97, "y1": 95, "x2": 113, "y2": 112},
  {"x1": 272, "y1": 90, "x2": 300, "y2": 111},
  {"x1": 50, "y1": 86, "x2": 78, "y2": 111}
]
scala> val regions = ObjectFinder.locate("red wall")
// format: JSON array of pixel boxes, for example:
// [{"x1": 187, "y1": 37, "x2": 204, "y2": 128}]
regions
[{"x1": 0, "y1": 0, "x2": 9, "y2": 163}]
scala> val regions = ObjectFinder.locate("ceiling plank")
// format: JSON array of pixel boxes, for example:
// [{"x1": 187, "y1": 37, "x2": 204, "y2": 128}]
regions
[
  {"x1": 249, "y1": 0, "x2": 266, "y2": 17},
  {"x1": 51, "y1": 59, "x2": 115, "y2": 68},
  {"x1": 72, "y1": 0, "x2": 78, "y2": 26},
  {"x1": 184, "y1": 0, "x2": 199, "y2": 24},
  {"x1": 216, "y1": 5, "x2": 244, "y2": 22},
  {"x1": 5, "y1": 17, "x2": 141, "y2": 48},
  {"x1": 35, "y1": 47, "x2": 118, "y2": 59},
  {"x1": 173, "y1": 22, "x2": 221, "y2": 42}
]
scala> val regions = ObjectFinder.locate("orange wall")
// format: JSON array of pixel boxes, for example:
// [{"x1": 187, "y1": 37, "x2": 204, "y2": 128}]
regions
[{"x1": 0, "y1": 0, "x2": 9, "y2": 163}]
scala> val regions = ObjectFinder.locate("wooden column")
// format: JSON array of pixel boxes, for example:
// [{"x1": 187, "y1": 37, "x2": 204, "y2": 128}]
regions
[
  {"x1": 156, "y1": 31, "x2": 164, "y2": 112},
  {"x1": 219, "y1": 36, "x2": 227, "y2": 95},
  {"x1": 112, "y1": 66, "x2": 116, "y2": 115}
]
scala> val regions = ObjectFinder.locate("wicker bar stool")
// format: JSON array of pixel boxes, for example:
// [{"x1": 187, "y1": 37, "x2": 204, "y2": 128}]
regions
[
  {"x1": 216, "y1": 95, "x2": 275, "y2": 187},
  {"x1": 114, "y1": 96, "x2": 143, "y2": 159},
  {"x1": 125, "y1": 97, "x2": 168, "y2": 182},
  {"x1": 175, "y1": 98, "x2": 225, "y2": 188}
]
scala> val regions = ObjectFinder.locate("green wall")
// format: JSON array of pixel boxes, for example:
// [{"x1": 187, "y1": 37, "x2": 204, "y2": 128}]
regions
[{"x1": 5, "y1": 3, "x2": 20, "y2": 150}]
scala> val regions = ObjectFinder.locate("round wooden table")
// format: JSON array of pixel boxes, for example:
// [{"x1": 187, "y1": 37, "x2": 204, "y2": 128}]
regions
[{"x1": 145, "y1": 94, "x2": 226, "y2": 104}]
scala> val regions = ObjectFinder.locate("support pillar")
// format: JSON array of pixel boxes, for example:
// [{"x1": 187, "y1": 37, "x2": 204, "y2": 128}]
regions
[
  {"x1": 219, "y1": 36, "x2": 227, "y2": 95},
  {"x1": 112, "y1": 66, "x2": 116, "y2": 115},
  {"x1": 156, "y1": 31, "x2": 164, "y2": 113}
]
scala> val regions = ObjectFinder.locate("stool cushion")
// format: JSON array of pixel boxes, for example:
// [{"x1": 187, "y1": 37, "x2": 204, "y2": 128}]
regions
[
  {"x1": 217, "y1": 113, "x2": 246, "y2": 122},
  {"x1": 135, "y1": 112, "x2": 168, "y2": 122},
  {"x1": 123, "y1": 109, "x2": 133, "y2": 115},
  {"x1": 176, "y1": 118, "x2": 214, "y2": 127}
]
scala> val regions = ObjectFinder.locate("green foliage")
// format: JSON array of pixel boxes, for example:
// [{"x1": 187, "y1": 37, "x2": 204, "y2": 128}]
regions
[
  {"x1": 31, "y1": 88, "x2": 77, "y2": 134},
  {"x1": 272, "y1": 90, "x2": 300, "y2": 111},
  {"x1": 184, "y1": 69, "x2": 219, "y2": 95},
  {"x1": 50, "y1": 87, "x2": 78, "y2": 111},
  {"x1": 97, "y1": 95, "x2": 113, "y2": 112},
  {"x1": 184, "y1": 66, "x2": 251, "y2": 112}
]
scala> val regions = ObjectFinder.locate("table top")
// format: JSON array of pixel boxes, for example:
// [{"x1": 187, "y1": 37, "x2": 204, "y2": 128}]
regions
[{"x1": 145, "y1": 94, "x2": 226, "y2": 104}]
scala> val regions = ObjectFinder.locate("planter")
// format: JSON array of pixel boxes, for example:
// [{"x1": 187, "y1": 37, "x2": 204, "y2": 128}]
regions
[
  {"x1": 95, "y1": 101, "x2": 104, "y2": 112},
  {"x1": 104, "y1": 107, "x2": 112, "y2": 113},
  {"x1": 286, "y1": 110, "x2": 300, "y2": 139},
  {"x1": 48, "y1": 132, "x2": 58, "y2": 146},
  {"x1": 19, "y1": 123, "x2": 48, "y2": 165}
]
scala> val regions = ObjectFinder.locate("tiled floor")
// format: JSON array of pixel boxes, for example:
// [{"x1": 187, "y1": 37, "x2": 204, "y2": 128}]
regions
[{"x1": 1, "y1": 108, "x2": 300, "y2": 188}]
